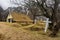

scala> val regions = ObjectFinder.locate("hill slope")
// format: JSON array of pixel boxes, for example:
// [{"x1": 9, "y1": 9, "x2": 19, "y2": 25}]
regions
[{"x1": 0, "y1": 22, "x2": 60, "y2": 40}]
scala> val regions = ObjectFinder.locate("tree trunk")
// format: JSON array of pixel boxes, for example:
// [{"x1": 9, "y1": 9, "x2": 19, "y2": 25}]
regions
[{"x1": 49, "y1": 0, "x2": 59, "y2": 36}]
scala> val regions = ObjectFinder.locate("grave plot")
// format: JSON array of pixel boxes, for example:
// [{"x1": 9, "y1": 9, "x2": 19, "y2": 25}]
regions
[{"x1": 34, "y1": 16, "x2": 52, "y2": 32}]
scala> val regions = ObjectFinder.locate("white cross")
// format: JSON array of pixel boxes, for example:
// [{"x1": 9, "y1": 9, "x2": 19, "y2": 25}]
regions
[
  {"x1": 34, "y1": 19, "x2": 37, "y2": 24},
  {"x1": 27, "y1": 10, "x2": 29, "y2": 15},
  {"x1": 44, "y1": 18, "x2": 52, "y2": 33},
  {"x1": 26, "y1": 8, "x2": 29, "y2": 15}
]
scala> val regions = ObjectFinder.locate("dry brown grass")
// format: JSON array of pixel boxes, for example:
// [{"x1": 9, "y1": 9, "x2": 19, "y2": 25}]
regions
[
  {"x1": 0, "y1": 22, "x2": 60, "y2": 40},
  {"x1": 11, "y1": 12, "x2": 33, "y2": 22}
]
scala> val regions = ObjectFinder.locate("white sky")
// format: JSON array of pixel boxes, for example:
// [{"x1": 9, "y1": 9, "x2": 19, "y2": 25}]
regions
[{"x1": 0, "y1": 0, "x2": 24, "y2": 10}]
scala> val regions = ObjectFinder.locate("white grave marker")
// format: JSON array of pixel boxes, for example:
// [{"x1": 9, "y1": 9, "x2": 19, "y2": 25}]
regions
[
  {"x1": 34, "y1": 19, "x2": 37, "y2": 24},
  {"x1": 35, "y1": 16, "x2": 52, "y2": 32},
  {"x1": 44, "y1": 18, "x2": 51, "y2": 32},
  {"x1": 27, "y1": 10, "x2": 29, "y2": 15},
  {"x1": 26, "y1": 8, "x2": 29, "y2": 15}
]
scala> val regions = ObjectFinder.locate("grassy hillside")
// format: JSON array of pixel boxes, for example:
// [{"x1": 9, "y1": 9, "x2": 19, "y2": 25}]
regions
[{"x1": 0, "y1": 22, "x2": 60, "y2": 40}]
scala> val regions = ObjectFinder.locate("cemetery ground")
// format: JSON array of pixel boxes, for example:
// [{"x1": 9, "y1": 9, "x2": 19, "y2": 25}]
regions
[{"x1": 0, "y1": 22, "x2": 60, "y2": 40}]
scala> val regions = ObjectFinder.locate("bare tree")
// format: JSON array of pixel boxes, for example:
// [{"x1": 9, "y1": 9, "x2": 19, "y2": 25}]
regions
[
  {"x1": 0, "y1": 7, "x2": 3, "y2": 21},
  {"x1": 10, "y1": 0, "x2": 60, "y2": 36},
  {"x1": 24, "y1": 0, "x2": 60, "y2": 36}
]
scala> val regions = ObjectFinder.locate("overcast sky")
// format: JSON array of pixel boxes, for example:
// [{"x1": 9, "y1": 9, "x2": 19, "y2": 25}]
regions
[{"x1": 0, "y1": 0, "x2": 24, "y2": 10}]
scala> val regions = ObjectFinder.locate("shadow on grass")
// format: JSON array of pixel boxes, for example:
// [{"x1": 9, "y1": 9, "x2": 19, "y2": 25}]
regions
[
  {"x1": 24, "y1": 27, "x2": 44, "y2": 31},
  {"x1": 0, "y1": 33, "x2": 5, "y2": 40}
]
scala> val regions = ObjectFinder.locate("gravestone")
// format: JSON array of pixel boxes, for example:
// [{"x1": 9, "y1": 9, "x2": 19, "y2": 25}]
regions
[
  {"x1": 35, "y1": 16, "x2": 52, "y2": 32},
  {"x1": 44, "y1": 18, "x2": 51, "y2": 32},
  {"x1": 26, "y1": 8, "x2": 29, "y2": 15}
]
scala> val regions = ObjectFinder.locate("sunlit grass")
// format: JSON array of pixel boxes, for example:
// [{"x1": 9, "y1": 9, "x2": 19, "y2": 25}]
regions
[{"x1": 0, "y1": 22, "x2": 60, "y2": 40}]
